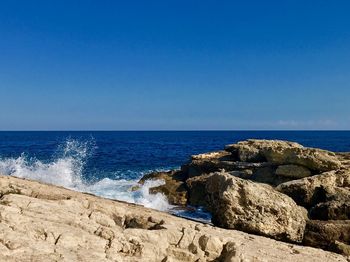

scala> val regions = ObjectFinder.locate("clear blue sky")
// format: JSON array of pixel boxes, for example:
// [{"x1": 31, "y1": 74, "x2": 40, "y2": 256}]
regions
[{"x1": 0, "y1": 1, "x2": 349, "y2": 130}]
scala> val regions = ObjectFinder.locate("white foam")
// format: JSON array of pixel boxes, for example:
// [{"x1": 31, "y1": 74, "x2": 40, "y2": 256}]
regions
[
  {"x1": 0, "y1": 139, "x2": 172, "y2": 212},
  {"x1": 85, "y1": 178, "x2": 171, "y2": 211},
  {"x1": 0, "y1": 154, "x2": 84, "y2": 188}
]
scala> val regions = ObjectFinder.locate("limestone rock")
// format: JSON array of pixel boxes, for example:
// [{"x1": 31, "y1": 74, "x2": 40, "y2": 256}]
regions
[
  {"x1": 225, "y1": 139, "x2": 303, "y2": 162},
  {"x1": 187, "y1": 172, "x2": 307, "y2": 243},
  {"x1": 191, "y1": 150, "x2": 234, "y2": 161},
  {"x1": 276, "y1": 170, "x2": 350, "y2": 208},
  {"x1": 0, "y1": 175, "x2": 344, "y2": 262},
  {"x1": 230, "y1": 165, "x2": 291, "y2": 186},
  {"x1": 303, "y1": 220, "x2": 350, "y2": 256},
  {"x1": 310, "y1": 200, "x2": 350, "y2": 220},
  {"x1": 276, "y1": 164, "x2": 312, "y2": 178},
  {"x1": 225, "y1": 139, "x2": 341, "y2": 172},
  {"x1": 140, "y1": 140, "x2": 343, "y2": 207},
  {"x1": 186, "y1": 156, "x2": 290, "y2": 186}
]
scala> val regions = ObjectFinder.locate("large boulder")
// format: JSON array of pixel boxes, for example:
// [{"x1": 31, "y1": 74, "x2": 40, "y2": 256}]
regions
[
  {"x1": 225, "y1": 140, "x2": 303, "y2": 163},
  {"x1": 187, "y1": 172, "x2": 307, "y2": 243},
  {"x1": 303, "y1": 220, "x2": 350, "y2": 256},
  {"x1": 225, "y1": 139, "x2": 341, "y2": 172},
  {"x1": 276, "y1": 170, "x2": 350, "y2": 208}
]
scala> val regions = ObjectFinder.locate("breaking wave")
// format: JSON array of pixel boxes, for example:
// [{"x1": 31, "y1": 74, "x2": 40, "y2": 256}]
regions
[{"x1": 0, "y1": 139, "x2": 172, "y2": 211}]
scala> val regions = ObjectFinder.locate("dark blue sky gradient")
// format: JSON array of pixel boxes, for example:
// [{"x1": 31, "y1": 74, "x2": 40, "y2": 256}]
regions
[{"x1": 0, "y1": 1, "x2": 349, "y2": 130}]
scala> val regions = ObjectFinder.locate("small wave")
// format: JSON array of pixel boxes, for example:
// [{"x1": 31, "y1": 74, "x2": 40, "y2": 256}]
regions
[{"x1": 0, "y1": 138, "x2": 172, "y2": 212}]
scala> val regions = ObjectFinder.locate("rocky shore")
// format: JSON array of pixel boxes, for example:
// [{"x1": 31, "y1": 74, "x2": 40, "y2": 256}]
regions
[
  {"x1": 140, "y1": 139, "x2": 350, "y2": 257},
  {"x1": 0, "y1": 175, "x2": 346, "y2": 261},
  {"x1": 0, "y1": 139, "x2": 349, "y2": 261}
]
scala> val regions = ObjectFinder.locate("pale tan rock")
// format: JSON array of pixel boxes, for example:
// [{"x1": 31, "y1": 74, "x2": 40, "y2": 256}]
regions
[
  {"x1": 225, "y1": 139, "x2": 303, "y2": 162},
  {"x1": 0, "y1": 175, "x2": 345, "y2": 262},
  {"x1": 276, "y1": 169, "x2": 350, "y2": 208},
  {"x1": 187, "y1": 172, "x2": 308, "y2": 243},
  {"x1": 276, "y1": 164, "x2": 312, "y2": 178},
  {"x1": 225, "y1": 139, "x2": 341, "y2": 172},
  {"x1": 191, "y1": 150, "x2": 233, "y2": 161},
  {"x1": 139, "y1": 140, "x2": 343, "y2": 206}
]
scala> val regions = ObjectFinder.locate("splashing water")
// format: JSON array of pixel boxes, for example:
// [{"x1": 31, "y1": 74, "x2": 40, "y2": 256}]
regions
[{"x1": 0, "y1": 139, "x2": 172, "y2": 212}]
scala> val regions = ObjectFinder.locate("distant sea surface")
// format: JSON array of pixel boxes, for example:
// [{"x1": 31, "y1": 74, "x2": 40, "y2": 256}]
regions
[{"x1": 0, "y1": 131, "x2": 349, "y2": 221}]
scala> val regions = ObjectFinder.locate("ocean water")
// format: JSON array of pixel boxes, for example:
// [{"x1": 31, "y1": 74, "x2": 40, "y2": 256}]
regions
[{"x1": 0, "y1": 131, "x2": 349, "y2": 221}]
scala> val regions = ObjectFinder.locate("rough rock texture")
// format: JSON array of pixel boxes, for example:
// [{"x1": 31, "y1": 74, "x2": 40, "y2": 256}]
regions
[
  {"x1": 225, "y1": 140, "x2": 303, "y2": 163},
  {"x1": 187, "y1": 172, "x2": 307, "y2": 243},
  {"x1": 0, "y1": 176, "x2": 344, "y2": 262},
  {"x1": 275, "y1": 161, "x2": 350, "y2": 256},
  {"x1": 310, "y1": 200, "x2": 350, "y2": 220},
  {"x1": 136, "y1": 140, "x2": 350, "y2": 256},
  {"x1": 303, "y1": 220, "x2": 350, "y2": 256},
  {"x1": 276, "y1": 170, "x2": 350, "y2": 209},
  {"x1": 186, "y1": 159, "x2": 290, "y2": 186},
  {"x1": 144, "y1": 140, "x2": 344, "y2": 207},
  {"x1": 138, "y1": 170, "x2": 188, "y2": 206},
  {"x1": 225, "y1": 139, "x2": 342, "y2": 172},
  {"x1": 276, "y1": 164, "x2": 312, "y2": 178}
]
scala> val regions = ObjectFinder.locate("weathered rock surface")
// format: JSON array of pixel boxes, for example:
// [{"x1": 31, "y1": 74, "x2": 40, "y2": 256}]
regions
[
  {"x1": 304, "y1": 220, "x2": 350, "y2": 256},
  {"x1": 276, "y1": 170, "x2": 350, "y2": 209},
  {"x1": 187, "y1": 172, "x2": 307, "y2": 243},
  {"x1": 276, "y1": 164, "x2": 312, "y2": 178},
  {"x1": 225, "y1": 140, "x2": 303, "y2": 162},
  {"x1": 225, "y1": 139, "x2": 342, "y2": 172},
  {"x1": 135, "y1": 139, "x2": 350, "y2": 256},
  {"x1": 0, "y1": 176, "x2": 344, "y2": 262},
  {"x1": 142, "y1": 140, "x2": 343, "y2": 206},
  {"x1": 310, "y1": 200, "x2": 350, "y2": 220}
]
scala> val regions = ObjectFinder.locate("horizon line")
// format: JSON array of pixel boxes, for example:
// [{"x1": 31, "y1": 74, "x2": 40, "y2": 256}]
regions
[{"x1": 0, "y1": 130, "x2": 349, "y2": 132}]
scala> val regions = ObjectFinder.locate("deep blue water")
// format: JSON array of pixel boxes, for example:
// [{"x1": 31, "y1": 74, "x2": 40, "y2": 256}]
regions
[
  {"x1": 1, "y1": 131, "x2": 350, "y2": 180},
  {"x1": 0, "y1": 131, "x2": 349, "y2": 220}
]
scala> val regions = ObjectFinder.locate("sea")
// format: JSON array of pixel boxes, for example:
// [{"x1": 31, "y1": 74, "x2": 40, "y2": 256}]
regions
[{"x1": 0, "y1": 131, "x2": 349, "y2": 222}]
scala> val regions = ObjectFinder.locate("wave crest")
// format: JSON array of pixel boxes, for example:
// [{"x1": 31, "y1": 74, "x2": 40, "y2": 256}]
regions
[{"x1": 0, "y1": 138, "x2": 171, "y2": 211}]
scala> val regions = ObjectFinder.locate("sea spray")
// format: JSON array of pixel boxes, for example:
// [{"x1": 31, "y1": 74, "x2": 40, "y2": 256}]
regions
[
  {"x1": 0, "y1": 138, "x2": 92, "y2": 188},
  {"x1": 0, "y1": 138, "x2": 172, "y2": 211},
  {"x1": 85, "y1": 178, "x2": 171, "y2": 211}
]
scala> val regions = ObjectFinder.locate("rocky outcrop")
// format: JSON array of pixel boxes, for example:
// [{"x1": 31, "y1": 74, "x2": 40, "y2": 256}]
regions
[
  {"x1": 225, "y1": 139, "x2": 342, "y2": 172},
  {"x1": 0, "y1": 175, "x2": 345, "y2": 262},
  {"x1": 142, "y1": 140, "x2": 344, "y2": 207},
  {"x1": 276, "y1": 170, "x2": 350, "y2": 209},
  {"x1": 225, "y1": 140, "x2": 303, "y2": 162},
  {"x1": 304, "y1": 220, "x2": 350, "y2": 256},
  {"x1": 187, "y1": 172, "x2": 307, "y2": 243},
  {"x1": 137, "y1": 139, "x2": 350, "y2": 256},
  {"x1": 187, "y1": 139, "x2": 342, "y2": 187}
]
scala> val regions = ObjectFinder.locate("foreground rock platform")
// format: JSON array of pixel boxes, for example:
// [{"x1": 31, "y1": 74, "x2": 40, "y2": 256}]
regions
[{"x1": 0, "y1": 175, "x2": 346, "y2": 262}]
